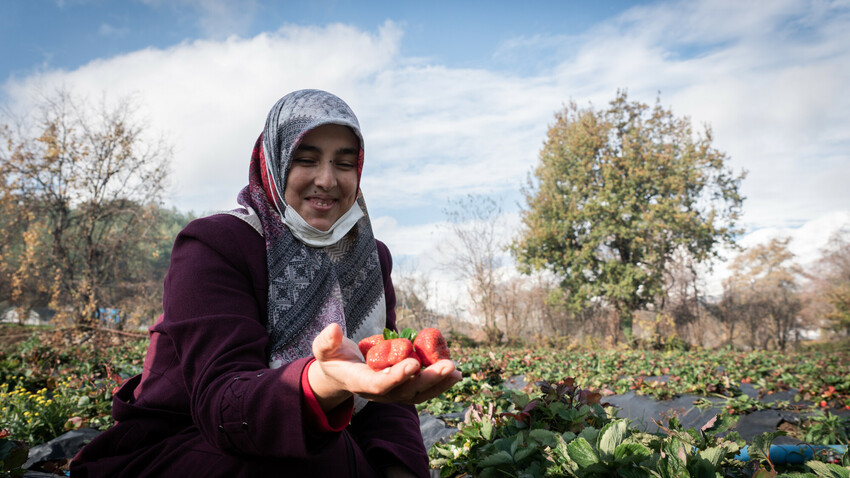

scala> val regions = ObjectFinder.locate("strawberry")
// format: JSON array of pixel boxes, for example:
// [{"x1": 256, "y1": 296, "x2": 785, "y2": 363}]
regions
[
  {"x1": 413, "y1": 327, "x2": 450, "y2": 367},
  {"x1": 366, "y1": 338, "x2": 420, "y2": 371},
  {"x1": 358, "y1": 334, "x2": 384, "y2": 358}
]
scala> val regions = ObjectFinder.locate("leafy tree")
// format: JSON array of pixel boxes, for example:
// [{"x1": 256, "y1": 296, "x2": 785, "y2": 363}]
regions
[
  {"x1": 513, "y1": 91, "x2": 745, "y2": 342},
  {"x1": 0, "y1": 191, "x2": 52, "y2": 321},
  {"x1": 0, "y1": 89, "x2": 171, "y2": 327}
]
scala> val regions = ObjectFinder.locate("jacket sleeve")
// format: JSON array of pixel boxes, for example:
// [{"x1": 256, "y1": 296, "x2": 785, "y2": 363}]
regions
[
  {"x1": 158, "y1": 215, "x2": 335, "y2": 458},
  {"x1": 349, "y1": 240, "x2": 430, "y2": 478}
]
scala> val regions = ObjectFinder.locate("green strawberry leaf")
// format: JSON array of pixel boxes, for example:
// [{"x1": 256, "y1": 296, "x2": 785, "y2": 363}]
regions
[
  {"x1": 399, "y1": 327, "x2": 417, "y2": 341},
  {"x1": 686, "y1": 457, "x2": 716, "y2": 478},
  {"x1": 528, "y1": 428, "x2": 558, "y2": 448},
  {"x1": 481, "y1": 420, "x2": 494, "y2": 441},
  {"x1": 513, "y1": 445, "x2": 537, "y2": 464},
  {"x1": 613, "y1": 442, "x2": 651, "y2": 464},
  {"x1": 698, "y1": 446, "x2": 725, "y2": 468},
  {"x1": 806, "y1": 461, "x2": 850, "y2": 478},
  {"x1": 479, "y1": 450, "x2": 513, "y2": 467},
  {"x1": 382, "y1": 328, "x2": 399, "y2": 340},
  {"x1": 566, "y1": 437, "x2": 599, "y2": 467},
  {"x1": 597, "y1": 419, "x2": 628, "y2": 462}
]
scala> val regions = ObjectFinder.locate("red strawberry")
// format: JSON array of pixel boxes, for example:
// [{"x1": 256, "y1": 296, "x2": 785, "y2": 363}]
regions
[
  {"x1": 366, "y1": 338, "x2": 420, "y2": 371},
  {"x1": 413, "y1": 328, "x2": 450, "y2": 367},
  {"x1": 358, "y1": 334, "x2": 384, "y2": 358}
]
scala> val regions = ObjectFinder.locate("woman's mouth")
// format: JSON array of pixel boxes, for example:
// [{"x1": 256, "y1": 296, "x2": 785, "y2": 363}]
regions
[{"x1": 308, "y1": 197, "x2": 336, "y2": 209}]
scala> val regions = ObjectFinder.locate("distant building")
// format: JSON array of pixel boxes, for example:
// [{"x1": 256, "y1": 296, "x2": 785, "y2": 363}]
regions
[{"x1": 0, "y1": 307, "x2": 52, "y2": 326}]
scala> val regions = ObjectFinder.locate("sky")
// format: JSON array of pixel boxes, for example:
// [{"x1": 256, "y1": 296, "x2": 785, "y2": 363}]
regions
[{"x1": 2, "y1": 0, "x2": 849, "y2": 304}]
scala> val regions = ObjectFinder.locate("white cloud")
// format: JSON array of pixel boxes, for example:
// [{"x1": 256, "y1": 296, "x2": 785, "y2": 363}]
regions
[
  {"x1": 704, "y1": 210, "x2": 850, "y2": 296},
  {"x1": 3, "y1": 21, "x2": 402, "y2": 213},
  {"x1": 739, "y1": 210, "x2": 850, "y2": 266}
]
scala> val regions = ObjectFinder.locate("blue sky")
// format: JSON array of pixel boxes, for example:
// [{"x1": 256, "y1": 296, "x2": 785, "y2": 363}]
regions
[
  {"x1": 2, "y1": 1, "x2": 649, "y2": 78},
  {"x1": 2, "y1": 0, "x2": 849, "y2": 300}
]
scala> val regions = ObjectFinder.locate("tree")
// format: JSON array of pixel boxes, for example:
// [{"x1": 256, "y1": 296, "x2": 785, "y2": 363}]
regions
[
  {"x1": 393, "y1": 264, "x2": 441, "y2": 331},
  {"x1": 0, "y1": 89, "x2": 171, "y2": 327},
  {"x1": 658, "y1": 247, "x2": 704, "y2": 346},
  {"x1": 813, "y1": 225, "x2": 850, "y2": 335},
  {"x1": 722, "y1": 238, "x2": 803, "y2": 350},
  {"x1": 442, "y1": 195, "x2": 505, "y2": 343},
  {"x1": 512, "y1": 91, "x2": 745, "y2": 343},
  {"x1": 491, "y1": 272, "x2": 572, "y2": 343}
]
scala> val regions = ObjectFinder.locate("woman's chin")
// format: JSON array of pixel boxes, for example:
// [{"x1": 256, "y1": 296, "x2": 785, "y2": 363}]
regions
[{"x1": 305, "y1": 217, "x2": 336, "y2": 231}]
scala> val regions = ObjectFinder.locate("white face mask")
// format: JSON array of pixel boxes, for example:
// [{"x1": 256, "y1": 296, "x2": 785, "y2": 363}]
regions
[{"x1": 283, "y1": 201, "x2": 364, "y2": 247}]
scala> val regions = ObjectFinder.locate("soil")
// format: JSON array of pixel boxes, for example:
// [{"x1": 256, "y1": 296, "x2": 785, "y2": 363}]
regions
[{"x1": 0, "y1": 323, "x2": 146, "y2": 352}]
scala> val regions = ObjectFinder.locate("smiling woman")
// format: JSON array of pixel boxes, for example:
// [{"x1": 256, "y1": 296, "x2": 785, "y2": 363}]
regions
[
  {"x1": 69, "y1": 89, "x2": 461, "y2": 478},
  {"x1": 284, "y1": 124, "x2": 361, "y2": 232}
]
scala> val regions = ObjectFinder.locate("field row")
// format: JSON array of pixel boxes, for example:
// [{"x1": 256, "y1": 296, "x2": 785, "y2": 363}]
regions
[{"x1": 1, "y1": 329, "x2": 849, "y2": 476}]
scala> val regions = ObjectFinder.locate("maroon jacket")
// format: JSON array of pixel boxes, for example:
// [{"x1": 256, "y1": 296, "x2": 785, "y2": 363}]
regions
[{"x1": 71, "y1": 214, "x2": 429, "y2": 477}]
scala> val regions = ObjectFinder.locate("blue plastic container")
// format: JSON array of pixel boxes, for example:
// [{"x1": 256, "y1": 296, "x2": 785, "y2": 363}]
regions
[{"x1": 735, "y1": 444, "x2": 846, "y2": 464}]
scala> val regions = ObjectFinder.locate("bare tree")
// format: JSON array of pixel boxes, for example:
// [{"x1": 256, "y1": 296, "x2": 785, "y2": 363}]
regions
[
  {"x1": 1, "y1": 89, "x2": 171, "y2": 327},
  {"x1": 718, "y1": 238, "x2": 803, "y2": 350},
  {"x1": 393, "y1": 261, "x2": 442, "y2": 331},
  {"x1": 441, "y1": 195, "x2": 505, "y2": 343},
  {"x1": 806, "y1": 224, "x2": 850, "y2": 336},
  {"x1": 658, "y1": 247, "x2": 705, "y2": 345}
]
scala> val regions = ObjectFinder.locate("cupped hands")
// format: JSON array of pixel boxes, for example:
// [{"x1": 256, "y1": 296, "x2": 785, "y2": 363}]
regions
[{"x1": 307, "y1": 323, "x2": 461, "y2": 412}]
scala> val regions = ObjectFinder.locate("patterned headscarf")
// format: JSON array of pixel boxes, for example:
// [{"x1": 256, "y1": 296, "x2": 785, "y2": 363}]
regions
[{"x1": 230, "y1": 89, "x2": 386, "y2": 367}]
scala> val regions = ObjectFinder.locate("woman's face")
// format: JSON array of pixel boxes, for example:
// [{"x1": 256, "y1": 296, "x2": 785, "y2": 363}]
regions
[{"x1": 284, "y1": 124, "x2": 360, "y2": 231}]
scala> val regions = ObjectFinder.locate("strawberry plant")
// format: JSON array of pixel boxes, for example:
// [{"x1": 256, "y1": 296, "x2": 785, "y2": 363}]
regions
[
  {"x1": 430, "y1": 377, "x2": 752, "y2": 477},
  {"x1": 3, "y1": 324, "x2": 850, "y2": 476},
  {"x1": 429, "y1": 378, "x2": 615, "y2": 476},
  {"x1": 801, "y1": 411, "x2": 850, "y2": 445}
]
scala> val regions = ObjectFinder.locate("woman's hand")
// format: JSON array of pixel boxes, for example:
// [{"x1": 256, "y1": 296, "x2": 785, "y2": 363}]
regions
[{"x1": 308, "y1": 323, "x2": 461, "y2": 412}]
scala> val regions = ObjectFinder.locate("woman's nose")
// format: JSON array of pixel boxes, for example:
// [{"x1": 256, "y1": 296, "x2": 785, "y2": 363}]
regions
[{"x1": 314, "y1": 161, "x2": 337, "y2": 189}]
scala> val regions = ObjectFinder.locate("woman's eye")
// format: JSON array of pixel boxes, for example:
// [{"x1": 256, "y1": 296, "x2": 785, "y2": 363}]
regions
[
  {"x1": 336, "y1": 162, "x2": 356, "y2": 170},
  {"x1": 293, "y1": 158, "x2": 316, "y2": 165}
]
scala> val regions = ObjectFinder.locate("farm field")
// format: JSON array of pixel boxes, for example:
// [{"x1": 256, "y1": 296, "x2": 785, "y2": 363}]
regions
[{"x1": 1, "y1": 324, "x2": 849, "y2": 477}]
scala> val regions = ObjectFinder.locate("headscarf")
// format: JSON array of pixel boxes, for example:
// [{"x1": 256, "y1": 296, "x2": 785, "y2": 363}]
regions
[{"x1": 228, "y1": 89, "x2": 386, "y2": 368}]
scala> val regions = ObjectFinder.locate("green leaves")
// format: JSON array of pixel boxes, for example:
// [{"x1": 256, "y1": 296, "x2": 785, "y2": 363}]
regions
[
  {"x1": 749, "y1": 430, "x2": 787, "y2": 471},
  {"x1": 597, "y1": 419, "x2": 628, "y2": 461},
  {"x1": 614, "y1": 442, "x2": 652, "y2": 464},
  {"x1": 479, "y1": 450, "x2": 512, "y2": 468},
  {"x1": 382, "y1": 327, "x2": 417, "y2": 342},
  {"x1": 428, "y1": 366, "x2": 850, "y2": 477},
  {"x1": 805, "y1": 461, "x2": 850, "y2": 478},
  {"x1": 566, "y1": 437, "x2": 599, "y2": 468},
  {"x1": 481, "y1": 419, "x2": 494, "y2": 441}
]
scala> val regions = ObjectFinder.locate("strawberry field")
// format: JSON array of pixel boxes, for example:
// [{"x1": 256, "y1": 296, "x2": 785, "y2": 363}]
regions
[{"x1": 1, "y1": 324, "x2": 849, "y2": 477}]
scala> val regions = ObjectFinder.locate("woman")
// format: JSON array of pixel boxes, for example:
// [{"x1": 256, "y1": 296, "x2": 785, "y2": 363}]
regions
[{"x1": 71, "y1": 89, "x2": 461, "y2": 477}]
